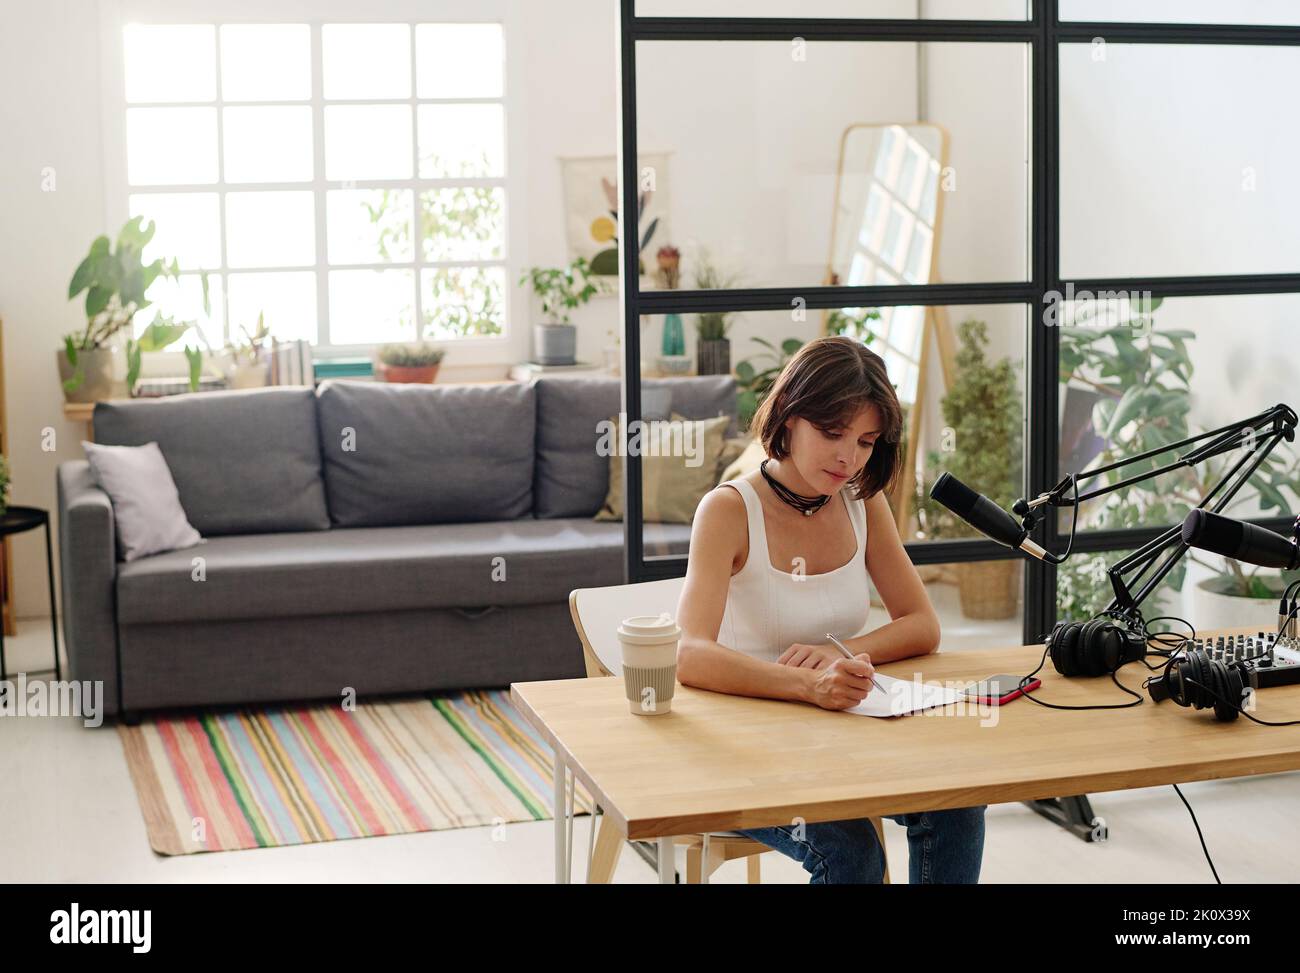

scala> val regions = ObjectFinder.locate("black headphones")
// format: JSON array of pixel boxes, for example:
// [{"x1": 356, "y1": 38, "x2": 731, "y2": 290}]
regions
[
  {"x1": 1147, "y1": 649, "x2": 1250, "y2": 723},
  {"x1": 1046, "y1": 615, "x2": 1148, "y2": 677}
]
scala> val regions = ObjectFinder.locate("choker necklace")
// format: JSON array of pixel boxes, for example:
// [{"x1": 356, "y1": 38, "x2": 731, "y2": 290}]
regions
[{"x1": 760, "y1": 459, "x2": 831, "y2": 517}]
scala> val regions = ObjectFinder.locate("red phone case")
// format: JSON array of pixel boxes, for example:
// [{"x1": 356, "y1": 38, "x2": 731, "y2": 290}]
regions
[{"x1": 968, "y1": 677, "x2": 1040, "y2": 704}]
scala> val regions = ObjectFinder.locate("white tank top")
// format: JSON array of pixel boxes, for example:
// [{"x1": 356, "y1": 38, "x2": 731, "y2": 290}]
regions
[{"x1": 717, "y1": 477, "x2": 871, "y2": 664}]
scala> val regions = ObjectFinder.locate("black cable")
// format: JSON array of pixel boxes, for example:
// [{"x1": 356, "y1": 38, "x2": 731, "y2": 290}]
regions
[
  {"x1": 1155, "y1": 602, "x2": 1300, "y2": 726},
  {"x1": 1015, "y1": 644, "x2": 1145, "y2": 710},
  {"x1": 1047, "y1": 473, "x2": 1081, "y2": 564},
  {"x1": 1172, "y1": 783, "x2": 1221, "y2": 884}
]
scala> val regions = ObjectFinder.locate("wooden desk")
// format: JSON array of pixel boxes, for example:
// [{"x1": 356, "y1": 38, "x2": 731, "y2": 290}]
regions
[{"x1": 511, "y1": 625, "x2": 1300, "y2": 883}]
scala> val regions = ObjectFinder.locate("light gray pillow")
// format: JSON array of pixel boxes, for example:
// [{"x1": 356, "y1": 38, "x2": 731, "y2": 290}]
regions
[{"x1": 82, "y1": 441, "x2": 203, "y2": 562}]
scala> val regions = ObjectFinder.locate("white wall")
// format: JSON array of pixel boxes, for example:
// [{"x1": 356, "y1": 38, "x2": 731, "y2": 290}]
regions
[
  {"x1": 0, "y1": 0, "x2": 109, "y2": 618},
  {"x1": 5, "y1": 0, "x2": 1292, "y2": 617}
]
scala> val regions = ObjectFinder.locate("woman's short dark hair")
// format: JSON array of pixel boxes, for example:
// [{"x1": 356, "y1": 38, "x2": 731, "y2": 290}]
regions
[{"x1": 750, "y1": 335, "x2": 905, "y2": 501}]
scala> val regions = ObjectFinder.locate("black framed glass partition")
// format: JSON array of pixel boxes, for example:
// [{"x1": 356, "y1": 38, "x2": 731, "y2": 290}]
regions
[{"x1": 616, "y1": 0, "x2": 1300, "y2": 647}]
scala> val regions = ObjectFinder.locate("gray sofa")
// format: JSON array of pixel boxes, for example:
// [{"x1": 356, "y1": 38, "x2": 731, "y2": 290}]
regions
[{"x1": 57, "y1": 375, "x2": 736, "y2": 720}]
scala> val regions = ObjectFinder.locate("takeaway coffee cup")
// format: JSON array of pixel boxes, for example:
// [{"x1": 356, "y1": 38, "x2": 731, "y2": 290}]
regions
[{"x1": 617, "y1": 613, "x2": 681, "y2": 715}]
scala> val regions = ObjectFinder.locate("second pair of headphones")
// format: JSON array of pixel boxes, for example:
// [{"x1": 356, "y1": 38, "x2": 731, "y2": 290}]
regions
[
  {"x1": 1148, "y1": 649, "x2": 1250, "y2": 723},
  {"x1": 1046, "y1": 615, "x2": 1148, "y2": 677}
]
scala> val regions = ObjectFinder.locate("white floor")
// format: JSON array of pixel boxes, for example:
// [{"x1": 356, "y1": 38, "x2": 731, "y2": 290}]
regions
[{"x1": 2, "y1": 616, "x2": 1296, "y2": 884}]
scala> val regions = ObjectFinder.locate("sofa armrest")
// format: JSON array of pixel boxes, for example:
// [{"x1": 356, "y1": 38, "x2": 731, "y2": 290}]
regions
[{"x1": 56, "y1": 461, "x2": 121, "y2": 716}]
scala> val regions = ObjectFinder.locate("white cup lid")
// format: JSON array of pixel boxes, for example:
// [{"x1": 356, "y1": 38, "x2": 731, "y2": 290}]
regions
[{"x1": 618, "y1": 612, "x2": 681, "y2": 642}]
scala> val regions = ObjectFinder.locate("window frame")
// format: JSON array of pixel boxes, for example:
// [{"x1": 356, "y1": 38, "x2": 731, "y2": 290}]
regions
[
  {"x1": 616, "y1": 1, "x2": 1300, "y2": 647},
  {"x1": 98, "y1": 0, "x2": 527, "y2": 363}
]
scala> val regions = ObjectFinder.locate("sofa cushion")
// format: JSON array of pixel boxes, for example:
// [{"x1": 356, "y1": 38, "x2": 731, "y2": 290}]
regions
[
  {"x1": 534, "y1": 375, "x2": 737, "y2": 518},
  {"x1": 316, "y1": 380, "x2": 535, "y2": 527},
  {"x1": 82, "y1": 441, "x2": 203, "y2": 561},
  {"x1": 92, "y1": 388, "x2": 330, "y2": 535},
  {"x1": 115, "y1": 520, "x2": 693, "y2": 624}
]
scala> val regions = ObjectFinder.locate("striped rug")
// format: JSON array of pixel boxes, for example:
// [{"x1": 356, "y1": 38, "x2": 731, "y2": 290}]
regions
[{"x1": 117, "y1": 690, "x2": 593, "y2": 855}]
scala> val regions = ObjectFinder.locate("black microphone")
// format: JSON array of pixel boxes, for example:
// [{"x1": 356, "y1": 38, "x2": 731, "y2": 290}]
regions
[
  {"x1": 929, "y1": 472, "x2": 1048, "y2": 561},
  {"x1": 1181, "y1": 509, "x2": 1300, "y2": 570}
]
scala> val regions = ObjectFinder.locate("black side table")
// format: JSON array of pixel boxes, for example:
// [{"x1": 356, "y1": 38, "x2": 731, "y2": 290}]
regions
[{"x1": 0, "y1": 506, "x2": 61, "y2": 681}]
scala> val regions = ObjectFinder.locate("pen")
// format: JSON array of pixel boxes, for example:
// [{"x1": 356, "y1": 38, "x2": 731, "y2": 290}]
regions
[{"x1": 825, "y1": 633, "x2": 881, "y2": 696}]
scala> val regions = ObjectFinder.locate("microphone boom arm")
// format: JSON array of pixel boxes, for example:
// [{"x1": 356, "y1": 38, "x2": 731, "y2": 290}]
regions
[{"x1": 1018, "y1": 402, "x2": 1297, "y2": 623}]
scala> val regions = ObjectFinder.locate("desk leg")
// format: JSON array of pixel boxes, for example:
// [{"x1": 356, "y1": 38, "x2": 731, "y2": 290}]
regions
[
  {"x1": 553, "y1": 754, "x2": 570, "y2": 884},
  {"x1": 1027, "y1": 795, "x2": 1102, "y2": 842},
  {"x1": 657, "y1": 837, "x2": 674, "y2": 884}
]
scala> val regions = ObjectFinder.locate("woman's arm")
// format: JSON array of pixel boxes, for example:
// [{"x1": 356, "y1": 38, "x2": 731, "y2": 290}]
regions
[
  {"x1": 841, "y1": 490, "x2": 942, "y2": 664},
  {"x1": 675, "y1": 488, "x2": 819, "y2": 702}
]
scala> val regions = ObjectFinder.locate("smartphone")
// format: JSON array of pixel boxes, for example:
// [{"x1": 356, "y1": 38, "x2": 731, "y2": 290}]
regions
[{"x1": 961, "y1": 673, "x2": 1040, "y2": 705}]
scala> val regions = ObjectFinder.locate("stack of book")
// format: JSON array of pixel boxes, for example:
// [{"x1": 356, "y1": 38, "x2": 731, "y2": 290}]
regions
[
  {"x1": 269, "y1": 339, "x2": 315, "y2": 386},
  {"x1": 507, "y1": 361, "x2": 603, "y2": 382},
  {"x1": 133, "y1": 375, "x2": 227, "y2": 397}
]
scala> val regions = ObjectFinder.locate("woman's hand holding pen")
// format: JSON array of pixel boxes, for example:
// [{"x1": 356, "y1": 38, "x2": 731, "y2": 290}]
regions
[{"x1": 804, "y1": 656, "x2": 877, "y2": 710}]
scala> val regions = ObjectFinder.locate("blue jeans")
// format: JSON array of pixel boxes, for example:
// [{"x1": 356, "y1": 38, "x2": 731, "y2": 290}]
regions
[{"x1": 735, "y1": 805, "x2": 987, "y2": 884}]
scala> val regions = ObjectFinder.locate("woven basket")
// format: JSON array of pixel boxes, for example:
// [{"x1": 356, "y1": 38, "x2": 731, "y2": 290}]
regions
[{"x1": 955, "y1": 560, "x2": 1021, "y2": 620}]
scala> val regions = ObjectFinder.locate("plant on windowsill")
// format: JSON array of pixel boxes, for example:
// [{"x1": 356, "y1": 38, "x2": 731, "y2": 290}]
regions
[
  {"x1": 914, "y1": 319, "x2": 1024, "y2": 620},
  {"x1": 519, "y1": 257, "x2": 598, "y2": 366},
  {"x1": 62, "y1": 217, "x2": 202, "y2": 403},
  {"x1": 216, "y1": 312, "x2": 273, "y2": 389},
  {"x1": 375, "y1": 342, "x2": 446, "y2": 384}
]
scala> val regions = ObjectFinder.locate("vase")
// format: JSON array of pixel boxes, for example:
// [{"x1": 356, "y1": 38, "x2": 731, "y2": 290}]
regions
[
  {"x1": 696, "y1": 337, "x2": 731, "y2": 376},
  {"x1": 661, "y1": 313, "x2": 685, "y2": 357},
  {"x1": 57, "y1": 347, "x2": 115, "y2": 403},
  {"x1": 534, "y1": 324, "x2": 576, "y2": 366},
  {"x1": 229, "y1": 360, "x2": 270, "y2": 389}
]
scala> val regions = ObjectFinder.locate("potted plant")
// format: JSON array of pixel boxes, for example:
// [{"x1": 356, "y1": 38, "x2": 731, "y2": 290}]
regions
[
  {"x1": 735, "y1": 336, "x2": 805, "y2": 430},
  {"x1": 519, "y1": 257, "x2": 598, "y2": 366},
  {"x1": 376, "y1": 342, "x2": 445, "y2": 383},
  {"x1": 915, "y1": 319, "x2": 1024, "y2": 620},
  {"x1": 62, "y1": 217, "x2": 193, "y2": 403},
  {"x1": 692, "y1": 252, "x2": 741, "y2": 376},
  {"x1": 0, "y1": 456, "x2": 9, "y2": 518},
  {"x1": 216, "y1": 312, "x2": 273, "y2": 389}
]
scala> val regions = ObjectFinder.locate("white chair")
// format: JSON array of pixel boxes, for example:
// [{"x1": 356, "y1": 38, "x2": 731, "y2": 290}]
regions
[{"x1": 569, "y1": 577, "x2": 889, "y2": 884}]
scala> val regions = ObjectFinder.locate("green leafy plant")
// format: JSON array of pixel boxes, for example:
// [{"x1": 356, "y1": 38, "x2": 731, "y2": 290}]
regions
[
  {"x1": 826, "y1": 306, "x2": 881, "y2": 339},
  {"x1": 378, "y1": 342, "x2": 446, "y2": 368},
  {"x1": 125, "y1": 315, "x2": 190, "y2": 393},
  {"x1": 735, "y1": 336, "x2": 805, "y2": 430},
  {"x1": 65, "y1": 217, "x2": 205, "y2": 395},
  {"x1": 223, "y1": 312, "x2": 271, "y2": 367},
  {"x1": 365, "y1": 155, "x2": 507, "y2": 338},
  {"x1": 519, "y1": 258, "x2": 599, "y2": 325},
  {"x1": 423, "y1": 269, "x2": 503, "y2": 338},
  {"x1": 915, "y1": 319, "x2": 1023, "y2": 541},
  {"x1": 0, "y1": 455, "x2": 9, "y2": 517},
  {"x1": 1057, "y1": 297, "x2": 1300, "y2": 606},
  {"x1": 692, "y1": 252, "x2": 742, "y2": 341}
]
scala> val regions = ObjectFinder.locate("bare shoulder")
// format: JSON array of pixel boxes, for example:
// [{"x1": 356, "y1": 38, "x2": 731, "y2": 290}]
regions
[
  {"x1": 691, "y1": 482, "x2": 749, "y2": 568},
  {"x1": 695, "y1": 482, "x2": 747, "y2": 537}
]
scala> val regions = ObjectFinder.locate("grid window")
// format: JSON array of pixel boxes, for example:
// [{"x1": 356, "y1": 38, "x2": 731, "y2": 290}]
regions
[{"x1": 121, "y1": 20, "x2": 510, "y2": 350}]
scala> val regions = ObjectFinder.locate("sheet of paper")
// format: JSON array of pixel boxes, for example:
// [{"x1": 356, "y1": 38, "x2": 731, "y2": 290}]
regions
[{"x1": 844, "y1": 673, "x2": 966, "y2": 718}]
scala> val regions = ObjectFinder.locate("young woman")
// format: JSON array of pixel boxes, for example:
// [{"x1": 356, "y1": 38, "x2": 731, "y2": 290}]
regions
[{"x1": 676, "y1": 335, "x2": 986, "y2": 884}]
